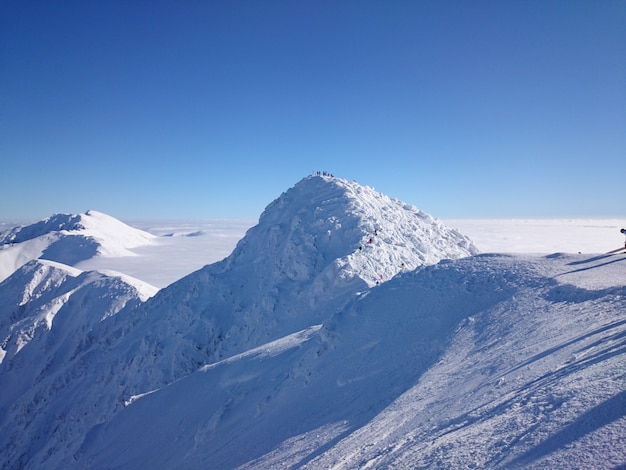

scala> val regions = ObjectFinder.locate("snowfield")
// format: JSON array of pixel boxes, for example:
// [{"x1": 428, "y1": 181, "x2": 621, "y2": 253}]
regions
[{"x1": 0, "y1": 175, "x2": 624, "y2": 469}]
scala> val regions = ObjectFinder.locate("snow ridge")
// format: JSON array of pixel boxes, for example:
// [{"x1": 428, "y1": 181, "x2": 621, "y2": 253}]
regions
[
  {"x1": 71, "y1": 254, "x2": 626, "y2": 469},
  {"x1": 1, "y1": 176, "x2": 621, "y2": 469},
  {"x1": 97, "y1": 175, "x2": 478, "y2": 391},
  {"x1": 0, "y1": 210, "x2": 156, "y2": 283},
  {"x1": 0, "y1": 175, "x2": 479, "y2": 469}
]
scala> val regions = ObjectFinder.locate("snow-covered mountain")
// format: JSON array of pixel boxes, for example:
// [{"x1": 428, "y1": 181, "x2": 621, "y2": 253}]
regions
[
  {"x1": 124, "y1": 175, "x2": 478, "y2": 367},
  {"x1": 0, "y1": 175, "x2": 624, "y2": 469},
  {"x1": 0, "y1": 259, "x2": 156, "y2": 363},
  {"x1": 73, "y1": 253, "x2": 626, "y2": 469},
  {"x1": 0, "y1": 210, "x2": 156, "y2": 283}
]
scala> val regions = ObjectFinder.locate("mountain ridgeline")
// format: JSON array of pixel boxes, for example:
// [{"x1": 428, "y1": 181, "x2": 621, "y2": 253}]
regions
[
  {"x1": 2, "y1": 176, "x2": 620, "y2": 469},
  {"x1": 0, "y1": 175, "x2": 477, "y2": 467},
  {"x1": 81, "y1": 175, "x2": 479, "y2": 394}
]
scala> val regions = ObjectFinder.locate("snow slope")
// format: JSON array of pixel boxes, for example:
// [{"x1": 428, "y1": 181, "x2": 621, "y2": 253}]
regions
[
  {"x1": 0, "y1": 175, "x2": 624, "y2": 469},
  {"x1": 73, "y1": 253, "x2": 626, "y2": 469},
  {"x1": 0, "y1": 259, "x2": 157, "y2": 469},
  {"x1": 92, "y1": 175, "x2": 478, "y2": 388},
  {"x1": 0, "y1": 210, "x2": 156, "y2": 283},
  {"x1": 0, "y1": 258, "x2": 156, "y2": 363}
]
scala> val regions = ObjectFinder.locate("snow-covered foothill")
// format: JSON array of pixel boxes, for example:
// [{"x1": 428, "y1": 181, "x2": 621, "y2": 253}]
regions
[
  {"x1": 0, "y1": 258, "x2": 159, "y2": 469},
  {"x1": 0, "y1": 259, "x2": 157, "y2": 364},
  {"x1": 0, "y1": 210, "x2": 156, "y2": 283}
]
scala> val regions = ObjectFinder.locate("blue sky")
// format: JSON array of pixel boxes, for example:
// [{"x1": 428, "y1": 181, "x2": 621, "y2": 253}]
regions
[{"x1": 1, "y1": 1, "x2": 624, "y2": 221}]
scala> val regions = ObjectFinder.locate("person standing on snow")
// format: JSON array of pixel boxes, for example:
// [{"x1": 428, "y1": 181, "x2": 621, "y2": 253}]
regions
[{"x1": 621, "y1": 228, "x2": 626, "y2": 249}]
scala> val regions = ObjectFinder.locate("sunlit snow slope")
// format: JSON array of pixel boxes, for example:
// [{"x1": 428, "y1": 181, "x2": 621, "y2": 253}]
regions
[
  {"x1": 74, "y1": 253, "x2": 626, "y2": 470},
  {"x1": 103, "y1": 175, "x2": 479, "y2": 384},
  {"x1": 0, "y1": 210, "x2": 156, "y2": 283},
  {"x1": 0, "y1": 175, "x2": 623, "y2": 469}
]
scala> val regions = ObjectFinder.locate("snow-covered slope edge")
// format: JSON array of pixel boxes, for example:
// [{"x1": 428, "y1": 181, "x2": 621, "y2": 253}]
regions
[
  {"x1": 0, "y1": 210, "x2": 156, "y2": 282},
  {"x1": 0, "y1": 175, "x2": 479, "y2": 469},
  {"x1": 94, "y1": 175, "x2": 478, "y2": 390},
  {"x1": 72, "y1": 253, "x2": 626, "y2": 469},
  {"x1": 0, "y1": 258, "x2": 157, "y2": 366},
  {"x1": 0, "y1": 258, "x2": 158, "y2": 468}
]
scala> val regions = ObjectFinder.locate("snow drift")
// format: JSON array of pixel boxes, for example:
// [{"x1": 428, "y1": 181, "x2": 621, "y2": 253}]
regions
[{"x1": 0, "y1": 175, "x2": 624, "y2": 469}]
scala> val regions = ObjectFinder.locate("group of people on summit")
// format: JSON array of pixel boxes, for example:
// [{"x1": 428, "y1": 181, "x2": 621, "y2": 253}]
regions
[{"x1": 314, "y1": 171, "x2": 334, "y2": 177}]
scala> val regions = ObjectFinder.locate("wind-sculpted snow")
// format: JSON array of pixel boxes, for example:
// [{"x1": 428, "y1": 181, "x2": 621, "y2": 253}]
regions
[
  {"x1": 71, "y1": 254, "x2": 626, "y2": 469},
  {"x1": 0, "y1": 213, "x2": 85, "y2": 244},
  {"x1": 229, "y1": 175, "x2": 477, "y2": 286},
  {"x1": 0, "y1": 258, "x2": 156, "y2": 369},
  {"x1": 0, "y1": 259, "x2": 158, "y2": 469},
  {"x1": 0, "y1": 176, "x2": 624, "y2": 469},
  {"x1": 84, "y1": 175, "x2": 479, "y2": 394}
]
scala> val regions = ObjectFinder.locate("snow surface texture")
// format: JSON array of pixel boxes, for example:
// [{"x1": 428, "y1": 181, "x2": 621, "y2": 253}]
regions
[{"x1": 0, "y1": 175, "x2": 624, "y2": 469}]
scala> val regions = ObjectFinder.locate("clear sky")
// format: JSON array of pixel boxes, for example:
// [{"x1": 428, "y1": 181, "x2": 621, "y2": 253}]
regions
[{"x1": 1, "y1": 1, "x2": 624, "y2": 221}]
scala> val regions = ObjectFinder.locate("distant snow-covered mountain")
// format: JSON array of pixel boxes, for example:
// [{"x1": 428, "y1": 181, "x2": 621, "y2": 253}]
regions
[
  {"x1": 0, "y1": 210, "x2": 155, "y2": 283},
  {"x1": 0, "y1": 175, "x2": 623, "y2": 469}
]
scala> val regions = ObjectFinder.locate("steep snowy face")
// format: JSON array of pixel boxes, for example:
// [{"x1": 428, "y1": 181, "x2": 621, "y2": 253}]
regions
[
  {"x1": 49, "y1": 176, "x2": 476, "y2": 396},
  {"x1": 0, "y1": 259, "x2": 156, "y2": 365},
  {"x1": 0, "y1": 259, "x2": 157, "y2": 468},
  {"x1": 91, "y1": 176, "x2": 478, "y2": 394},
  {"x1": 69, "y1": 253, "x2": 626, "y2": 470},
  {"x1": 158, "y1": 175, "x2": 478, "y2": 342},
  {"x1": 227, "y1": 175, "x2": 478, "y2": 288},
  {"x1": 0, "y1": 259, "x2": 155, "y2": 405},
  {"x1": 0, "y1": 210, "x2": 156, "y2": 282}
]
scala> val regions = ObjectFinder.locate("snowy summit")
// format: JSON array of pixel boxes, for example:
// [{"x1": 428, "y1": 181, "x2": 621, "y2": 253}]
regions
[
  {"x1": 0, "y1": 175, "x2": 624, "y2": 469},
  {"x1": 228, "y1": 174, "x2": 478, "y2": 287},
  {"x1": 65, "y1": 175, "x2": 479, "y2": 392}
]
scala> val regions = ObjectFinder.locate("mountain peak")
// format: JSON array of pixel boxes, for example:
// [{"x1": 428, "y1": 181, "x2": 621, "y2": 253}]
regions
[
  {"x1": 4, "y1": 178, "x2": 622, "y2": 469},
  {"x1": 0, "y1": 210, "x2": 154, "y2": 248},
  {"x1": 0, "y1": 211, "x2": 156, "y2": 282},
  {"x1": 0, "y1": 212, "x2": 85, "y2": 244},
  {"x1": 228, "y1": 174, "x2": 477, "y2": 287},
  {"x1": 118, "y1": 176, "x2": 479, "y2": 386}
]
